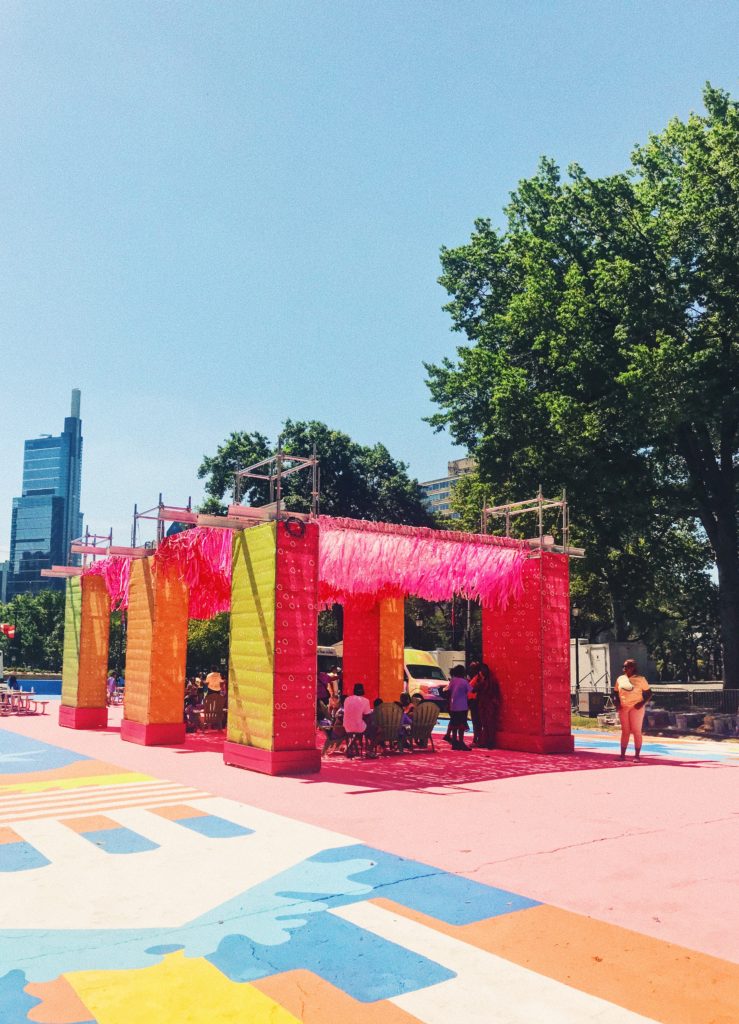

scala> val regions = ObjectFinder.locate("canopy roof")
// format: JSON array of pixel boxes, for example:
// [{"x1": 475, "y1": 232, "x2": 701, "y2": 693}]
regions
[{"x1": 83, "y1": 516, "x2": 531, "y2": 618}]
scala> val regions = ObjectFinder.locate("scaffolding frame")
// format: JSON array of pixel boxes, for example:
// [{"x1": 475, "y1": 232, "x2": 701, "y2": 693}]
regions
[
  {"x1": 482, "y1": 486, "x2": 583, "y2": 557},
  {"x1": 233, "y1": 446, "x2": 320, "y2": 521}
]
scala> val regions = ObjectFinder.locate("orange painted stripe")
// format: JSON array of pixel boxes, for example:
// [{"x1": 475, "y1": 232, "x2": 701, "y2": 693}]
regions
[
  {"x1": 62, "y1": 815, "x2": 119, "y2": 834},
  {"x1": 0, "y1": 759, "x2": 129, "y2": 788},
  {"x1": 149, "y1": 804, "x2": 207, "y2": 821},
  {"x1": 253, "y1": 969, "x2": 421, "y2": 1024},
  {"x1": 370, "y1": 898, "x2": 739, "y2": 1024},
  {"x1": 26, "y1": 975, "x2": 95, "y2": 1024},
  {"x1": 0, "y1": 825, "x2": 22, "y2": 845}
]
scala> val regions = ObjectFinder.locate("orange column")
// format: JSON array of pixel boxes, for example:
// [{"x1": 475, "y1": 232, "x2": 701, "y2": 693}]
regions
[
  {"x1": 482, "y1": 551, "x2": 573, "y2": 753},
  {"x1": 120, "y1": 557, "x2": 189, "y2": 746},
  {"x1": 378, "y1": 598, "x2": 405, "y2": 702},
  {"x1": 59, "y1": 575, "x2": 110, "y2": 730}
]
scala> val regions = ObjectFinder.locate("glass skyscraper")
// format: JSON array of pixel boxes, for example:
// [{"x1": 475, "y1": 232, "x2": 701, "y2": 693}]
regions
[{"x1": 8, "y1": 390, "x2": 83, "y2": 597}]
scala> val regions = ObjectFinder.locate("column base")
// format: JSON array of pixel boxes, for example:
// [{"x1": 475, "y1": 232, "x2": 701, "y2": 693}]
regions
[
  {"x1": 496, "y1": 731, "x2": 575, "y2": 754},
  {"x1": 121, "y1": 719, "x2": 186, "y2": 746},
  {"x1": 223, "y1": 741, "x2": 321, "y2": 776},
  {"x1": 59, "y1": 705, "x2": 108, "y2": 730}
]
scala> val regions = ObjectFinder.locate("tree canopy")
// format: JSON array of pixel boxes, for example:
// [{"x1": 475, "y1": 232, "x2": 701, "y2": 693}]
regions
[
  {"x1": 198, "y1": 420, "x2": 434, "y2": 526},
  {"x1": 427, "y1": 85, "x2": 737, "y2": 683}
]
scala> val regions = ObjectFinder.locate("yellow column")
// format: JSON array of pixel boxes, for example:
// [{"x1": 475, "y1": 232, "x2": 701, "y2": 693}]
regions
[{"x1": 59, "y1": 575, "x2": 110, "y2": 729}]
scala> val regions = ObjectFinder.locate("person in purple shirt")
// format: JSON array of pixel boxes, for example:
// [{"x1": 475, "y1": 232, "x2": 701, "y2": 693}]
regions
[{"x1": 445, "y1": 664, "x2": 471, "y2": 750}]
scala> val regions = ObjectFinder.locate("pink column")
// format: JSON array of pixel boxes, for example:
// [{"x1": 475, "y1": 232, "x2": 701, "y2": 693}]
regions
[{"x1": 482, "y1": 552, "x2": 573, "y2": 753}]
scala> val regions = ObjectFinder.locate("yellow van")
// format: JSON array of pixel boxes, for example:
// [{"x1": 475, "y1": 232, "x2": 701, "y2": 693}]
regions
[{"x1": 404, "y1": 649, "x2": 448, "y2": 708}]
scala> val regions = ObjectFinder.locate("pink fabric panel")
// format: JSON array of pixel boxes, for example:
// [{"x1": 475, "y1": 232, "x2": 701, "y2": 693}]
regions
[
  {"x1": 342, "y1": 598, "x2": 380, "y2": 704},
  {"x1": 317, "y1": 516, "x2": 527, "y2": 610},
  {"x1": 541, "y1": 553, "x2": 571, "y2": 736},
  {"x1": 482, "y1": 557, "x2": 544, "y2": 737},
  {"x1": 272, "y1": 520, "x2": 320, "y2": 752}
]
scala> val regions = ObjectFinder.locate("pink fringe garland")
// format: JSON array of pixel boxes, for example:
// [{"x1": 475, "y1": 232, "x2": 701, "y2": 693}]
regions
[
  {"x1": 83, "y1": 556, "x2": 132, "y2": 611},
  {"x1": 82, "y1": 527, "x2": 232, "y2": 620},
  {"x1": 83, "y1": 517, "x2": 529, "y2": 617},
  {"x1": 317, "y1": 516, "x2": 529, "y2": 609}
]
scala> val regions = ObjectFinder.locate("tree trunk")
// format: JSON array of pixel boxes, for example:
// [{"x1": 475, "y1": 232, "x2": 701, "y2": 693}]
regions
[
  {"x1": 610, "y1": 594, "x2": 629, "y2": 642},
  {"x1": 715, "y1": 520, "x2": 739, "y2": 689},
  {"x1": 676, "y1": 425, "x2": 739, "y2": 689}
]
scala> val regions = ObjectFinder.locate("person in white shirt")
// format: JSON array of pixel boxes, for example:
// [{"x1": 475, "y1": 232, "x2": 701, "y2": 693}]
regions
[{"x1": 342, "y1": 684, "x2": 371, "y2": 734}]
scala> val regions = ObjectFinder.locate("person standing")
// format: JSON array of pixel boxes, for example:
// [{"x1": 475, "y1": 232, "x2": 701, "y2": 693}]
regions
[
  {"x1": 470, "y1": 662, "x2": 500, "y2": 749},
  {"x1": 205, "y1": 667, "x2": 224, "y2": 694},
  {"x1": 613, "y1": 658, "x2": 652, "y2": 761},
  {"x1": 445, "y1": 665, "x2": 471, "y2": 750}
]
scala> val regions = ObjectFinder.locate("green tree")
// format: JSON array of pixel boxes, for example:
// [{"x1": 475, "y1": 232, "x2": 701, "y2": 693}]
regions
[
  {"x1": 0, "y1": 590, "x2": 66, "y2": 671},
  {"x1": 187, "y1": 614, "x2": 230, "y2": 673},
  {"x1": 427, "y1": 85, "x2": 736, "y2": 683},
  {"x1": 198, "y1": 420, "x2": 433, "y2": 526}
]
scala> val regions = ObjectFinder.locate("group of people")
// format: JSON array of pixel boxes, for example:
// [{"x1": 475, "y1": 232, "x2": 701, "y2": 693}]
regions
[
  {"x1": 106, "y1": 672, "x2": 124, "y2": 705},
  {"x1": 318, "y1": 660, "x2": 502, "y2": 757},
  {"x1": 184, "y1": 668, "x2": 227, "y2": 731},
  {"x1": 319, "y1": 684, "x2": 416, "y2": 757},
  {"x1": 443, "y1": 661, "x2": 500, "y2": 750}
]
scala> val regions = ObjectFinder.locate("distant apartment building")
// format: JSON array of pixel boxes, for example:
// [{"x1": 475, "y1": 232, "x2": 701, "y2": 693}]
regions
[
  {"x1": 419, "y1": 457, "x2": 476, "y2": 517},
  {"x1": 7, "y1": 390, "x2": 83, "y2": 598}
]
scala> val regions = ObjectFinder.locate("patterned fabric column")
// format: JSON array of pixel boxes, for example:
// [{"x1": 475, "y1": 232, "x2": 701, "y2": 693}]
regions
[
  {"x1": 378, "y1": 597, "x2": 404, "y2": 702},
  {"x1": 342, "y1": 598, "x2": 380, "y2": 703},
  {"x1": 482, "y1": 552, "x2": 573, "y2": 753},
  {"x1": 120, "y1": 557, "x2": 189, "y2": 746},
  {"x1": 224, "y1": 519, "x2": 320, "y2": 775},
  {"x1": 59, "y1": 575, "x2": 110, "y2": 730}
]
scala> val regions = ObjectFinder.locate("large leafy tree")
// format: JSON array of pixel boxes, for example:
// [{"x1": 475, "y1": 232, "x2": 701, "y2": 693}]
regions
[
  {"x1": 198, "y1": 420, "x2": 434, "y2": 526},
  {"x1": 0, "y1": 590, "x2": 66, "y2": 671},
  {"x1": 427, "y1": 85, "x2": 737, "y2": 684}
]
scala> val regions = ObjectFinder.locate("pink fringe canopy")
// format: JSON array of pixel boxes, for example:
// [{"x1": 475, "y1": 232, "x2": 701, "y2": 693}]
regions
[
  {"x1": 83, "y1": 517, "x2": 529, "y2": 617},
  {"x1": 316, "y1": 516, "x2": 529, "y2": 609},
  {"x1": 84, "y1": 556, "x2": 131, "y2": 611},
  {"x1": 152, "y1": 528, "x2": 232, "y2": 619},
  {"x1": 82, "y1": 527, "x2": 232, "y2": 620}
]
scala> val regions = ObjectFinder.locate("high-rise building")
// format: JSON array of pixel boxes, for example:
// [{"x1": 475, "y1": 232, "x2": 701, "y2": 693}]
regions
[
  {"x1": 419, "y1": 457, "x2": 477, "y2": 517},
  {"x1": 7, "y1": 390, "x2": 83, "y2": 597}
]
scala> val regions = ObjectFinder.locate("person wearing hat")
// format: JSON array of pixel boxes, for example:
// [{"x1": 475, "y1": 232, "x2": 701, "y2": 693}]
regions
[{"x1": 613, "y1": 659, "x2": 652, "y2": 761}]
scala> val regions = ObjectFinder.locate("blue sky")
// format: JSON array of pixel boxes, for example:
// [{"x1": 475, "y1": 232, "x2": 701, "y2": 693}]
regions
[{"x1": 1, "y1": 1, "x2": 737, "y2": 555}]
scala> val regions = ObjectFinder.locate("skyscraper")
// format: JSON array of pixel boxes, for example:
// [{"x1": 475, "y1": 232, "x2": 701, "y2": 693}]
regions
[{"x1": 7, "y1": 390, "x2": 83, "y2": 597}]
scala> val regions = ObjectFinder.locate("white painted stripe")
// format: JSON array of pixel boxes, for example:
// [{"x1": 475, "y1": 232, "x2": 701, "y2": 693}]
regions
[
  {"x1": 0, "y1": 782, "x2": 204, "y2": 811},
  {"x1": 0, "y1": 790, "x2": 209, "y2": 824},
  {"x1": 0, "y1": 778, "x2": 181, "y2": 807},
  {"x1": 331, "y1": 903, "x2": 660, "y2": 1024}
]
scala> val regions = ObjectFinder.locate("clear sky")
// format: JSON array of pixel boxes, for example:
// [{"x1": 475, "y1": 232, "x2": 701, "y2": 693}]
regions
[{"x1": 0, "y1": 0, "x2": 737, "y2": 555}]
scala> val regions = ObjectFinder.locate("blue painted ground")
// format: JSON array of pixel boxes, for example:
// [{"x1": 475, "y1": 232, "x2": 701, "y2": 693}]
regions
[
  {"x1": 0, "y1": 841, "x2": 537, "y2": 1002},
  {"x1": 0, "y1": 730, "x2": 89, "y2": 774}
]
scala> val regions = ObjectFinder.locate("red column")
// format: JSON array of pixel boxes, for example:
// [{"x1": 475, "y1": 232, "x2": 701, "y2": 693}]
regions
[
  {"x1": 482, "y1": 552, "x2": 573, "y2": 753},
  {"x1": 342, "y1": 599, "x2": 380, "y2": 703}
]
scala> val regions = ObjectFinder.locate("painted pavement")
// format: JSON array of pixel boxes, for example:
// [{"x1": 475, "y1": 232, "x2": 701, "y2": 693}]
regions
[{"x1": 0, "y1": 726, "x2": 737, "y2": 1023}]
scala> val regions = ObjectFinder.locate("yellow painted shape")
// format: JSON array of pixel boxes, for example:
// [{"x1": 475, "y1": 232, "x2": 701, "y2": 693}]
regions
[
  {"x1": 61, "y1": 577, "x2": 81, "y2": 706},
  {"x1": 227, "y1": 524, "x2": 276, "y2": 749},
  {"x1": 0, "y1": 772, "x2": 152, "y2": 795},
  {"x1": 378, "y1": 598, "x2": 404, "y2": 702},
  {"x1": 66, "y1": 950, "x2": 300, "y2": 1024},
  {"x1": 78, "y1": 576, "x2": 110, "y2": 708}
]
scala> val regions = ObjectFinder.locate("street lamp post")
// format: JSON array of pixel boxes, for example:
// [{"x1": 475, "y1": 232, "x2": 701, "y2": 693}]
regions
[{"x1": 572, "y1": 603, "x2": 580, "y2": 711}]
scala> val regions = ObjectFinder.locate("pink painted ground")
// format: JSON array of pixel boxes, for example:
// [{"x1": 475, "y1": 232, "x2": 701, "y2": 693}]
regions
[{"x1": 5, "y1": 708, "x2": 738, "y2": 963}]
